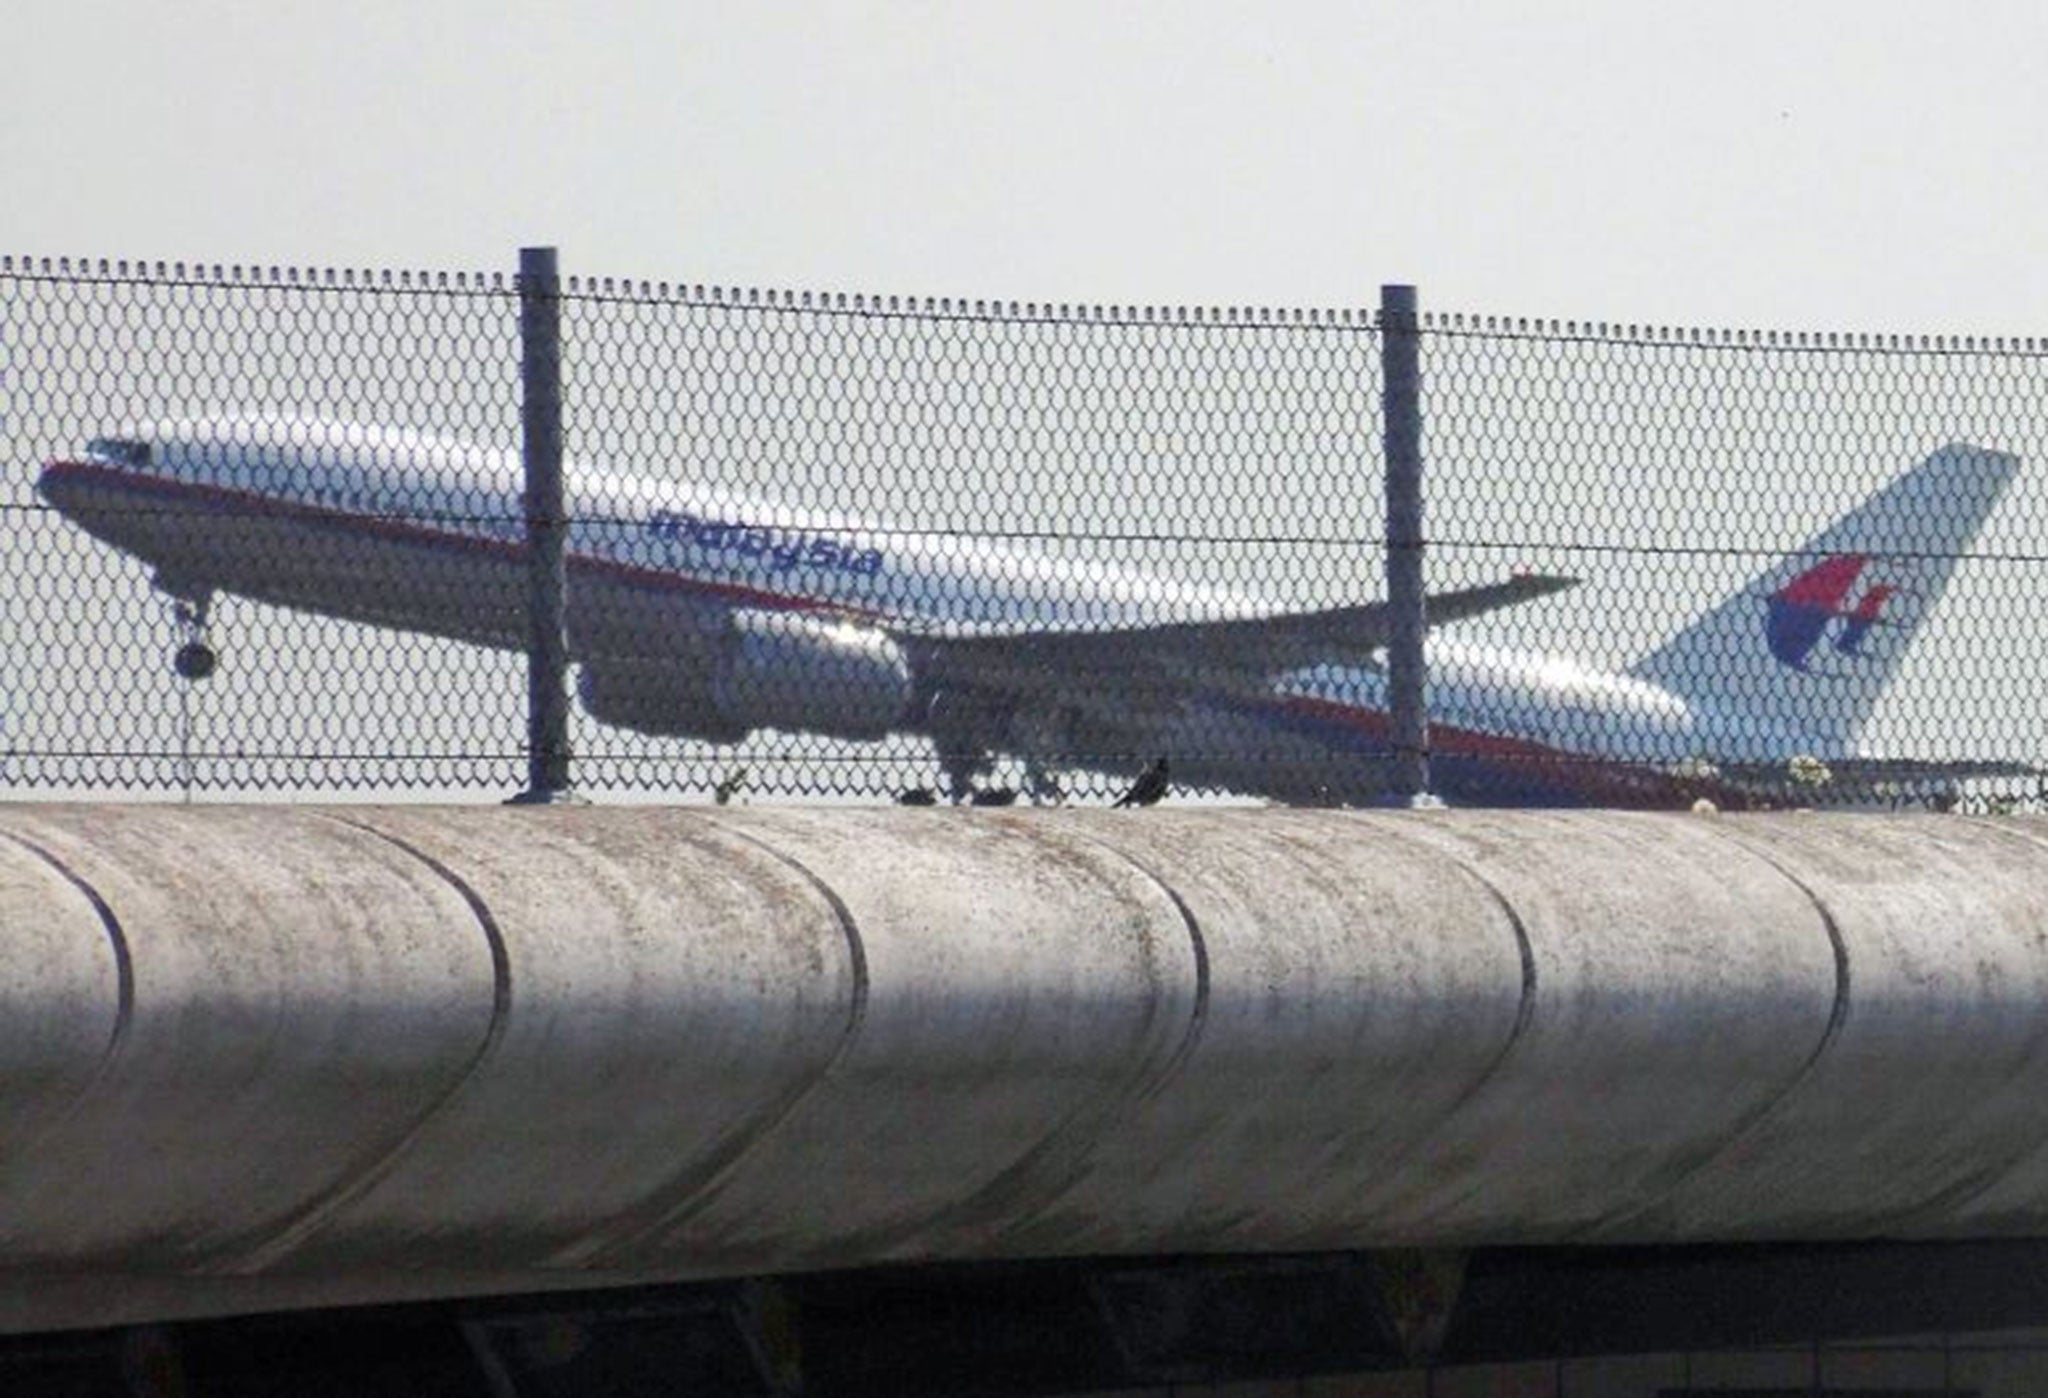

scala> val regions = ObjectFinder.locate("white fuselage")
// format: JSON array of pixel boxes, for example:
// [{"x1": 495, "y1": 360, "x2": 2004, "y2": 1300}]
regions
[{"x1": 38, "y1": 417, "x2": 1851, "y2": 807}]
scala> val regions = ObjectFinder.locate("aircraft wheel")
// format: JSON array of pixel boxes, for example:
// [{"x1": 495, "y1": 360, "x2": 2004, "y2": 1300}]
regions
[{"x1": 174, "y1": 641, "x2": 217, "y2": 682}]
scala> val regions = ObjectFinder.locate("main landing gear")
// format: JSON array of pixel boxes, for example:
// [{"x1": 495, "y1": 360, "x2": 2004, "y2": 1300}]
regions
[
  {"x1": 908, "y1": 751, "x2": 1064, "y2": 807},
  {"x1": 909, "y1": 691, "x2": 1076, "y2": 807}
]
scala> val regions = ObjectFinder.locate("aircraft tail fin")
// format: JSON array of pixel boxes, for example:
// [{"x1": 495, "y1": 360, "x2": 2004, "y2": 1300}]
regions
[{"x1": 1627, "y1": 443, "x2": 2017, "y2": 754}]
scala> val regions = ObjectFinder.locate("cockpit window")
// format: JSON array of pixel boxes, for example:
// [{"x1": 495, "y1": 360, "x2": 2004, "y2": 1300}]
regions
[{"x1": 86, "y1": 438, "x2": 152, "y2": 467}]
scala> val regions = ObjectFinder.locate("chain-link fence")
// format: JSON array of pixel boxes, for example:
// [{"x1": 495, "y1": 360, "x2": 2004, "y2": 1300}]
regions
[{"x1": 4, "y1": 254, "x2": 2043, "y2": 808}]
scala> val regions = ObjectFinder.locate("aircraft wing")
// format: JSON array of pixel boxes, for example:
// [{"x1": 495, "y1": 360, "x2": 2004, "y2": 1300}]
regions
[{"x1": 913, "y1": 573, "x2": 1578, "y2": 701}]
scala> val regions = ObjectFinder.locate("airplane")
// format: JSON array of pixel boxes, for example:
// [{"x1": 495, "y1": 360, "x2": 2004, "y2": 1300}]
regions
[{"x1": 35, "y1": 415, "x2": 2032, "y2": 809}]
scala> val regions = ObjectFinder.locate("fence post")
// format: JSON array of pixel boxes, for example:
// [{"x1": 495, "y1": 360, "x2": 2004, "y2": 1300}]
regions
[
  {"x1": 1380, "y1": 283, "x2": 1435, "y2": 806},
  {"x1": 509, "y1": 245, "x2": 578, "y2": 804}
]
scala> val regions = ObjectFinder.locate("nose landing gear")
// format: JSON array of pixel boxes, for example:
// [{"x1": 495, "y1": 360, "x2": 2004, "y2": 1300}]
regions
[
  {"x1": 174, "y1": 641, "x2": 217, "y2": 682},
  {"x1": 168, "y1": 594, "x2": 217, "y2": 682}
]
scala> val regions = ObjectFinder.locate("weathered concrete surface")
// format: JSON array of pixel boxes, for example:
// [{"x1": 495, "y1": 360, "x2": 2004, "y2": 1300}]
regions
[{"x1": 0, "y1": 806, "x2": 2044, "y2": 1332}]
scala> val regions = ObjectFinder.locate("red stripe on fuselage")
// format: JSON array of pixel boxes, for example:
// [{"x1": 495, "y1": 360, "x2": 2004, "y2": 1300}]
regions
[
  {"x1": 43, "y1": 460, "x2": 1757, "y2": 811},
  {"x1": 38, "y1": 459, "x2": 889, "y2": 622},
  {"x1": 1273, "y1": 693, "x2": 1562, "y2": 761},
  {"x1": 1268, "y1": 693, "x2": 1744, "y2": 808}
]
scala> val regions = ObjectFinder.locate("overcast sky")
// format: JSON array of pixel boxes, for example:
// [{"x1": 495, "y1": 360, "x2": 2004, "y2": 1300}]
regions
[{"x1": 6, "y1": 2, "x2": 2046, "y2": 333}]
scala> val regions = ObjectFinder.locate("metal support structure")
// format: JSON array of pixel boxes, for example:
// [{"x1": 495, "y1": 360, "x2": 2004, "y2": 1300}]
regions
[
  {"x1": 1380, "y1": 283, "x2": 1434, "y2": 805},
  {"x1": 510, "y1": 245, "x2": 577, "y2": 804}
]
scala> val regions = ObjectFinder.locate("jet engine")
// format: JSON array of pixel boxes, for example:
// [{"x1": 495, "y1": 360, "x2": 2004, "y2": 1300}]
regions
[
  {"x1": 577, "y1": 610, "x2": 913, "y2": 743},
  {"x1": 711, "y1": 609, "x2": 913, "y2": 741},
  {"x1": 576, "y1": 659, "x2": 749, "y2": 743}
]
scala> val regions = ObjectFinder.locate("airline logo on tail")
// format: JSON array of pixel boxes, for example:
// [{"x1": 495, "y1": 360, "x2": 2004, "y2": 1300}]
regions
[{"x1": 1765, "y1": 554, "x2": 1904, "y2": 670}]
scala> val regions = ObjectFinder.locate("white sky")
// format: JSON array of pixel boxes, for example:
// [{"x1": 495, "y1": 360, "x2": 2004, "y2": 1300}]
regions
[{"x1": 6, "y1": 1, "x2": 2046, "y2": 335}]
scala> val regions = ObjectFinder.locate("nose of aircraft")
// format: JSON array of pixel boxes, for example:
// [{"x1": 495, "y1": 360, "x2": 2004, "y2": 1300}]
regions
[
  {"x1": 35, "y1": 457, "x2": 86, "y2": 512},
  {"x1": 36, "y1": 438, "x2": 153, "y2": 514}
]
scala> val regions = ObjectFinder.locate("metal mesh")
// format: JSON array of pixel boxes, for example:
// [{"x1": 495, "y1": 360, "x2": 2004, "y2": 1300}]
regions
[
  {"x1": 4, "y1": 259, "x2": 524, "y2": 795},
  {"x1": 1425, "y1": 317, "x2": 2048, "y2": 810},
  {"x1": 3, "y1": 257, "x2": 2042, "y2": 808},
  {"x1": 562, "y1": 284, "x2": 1382, "y2": 800}
]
